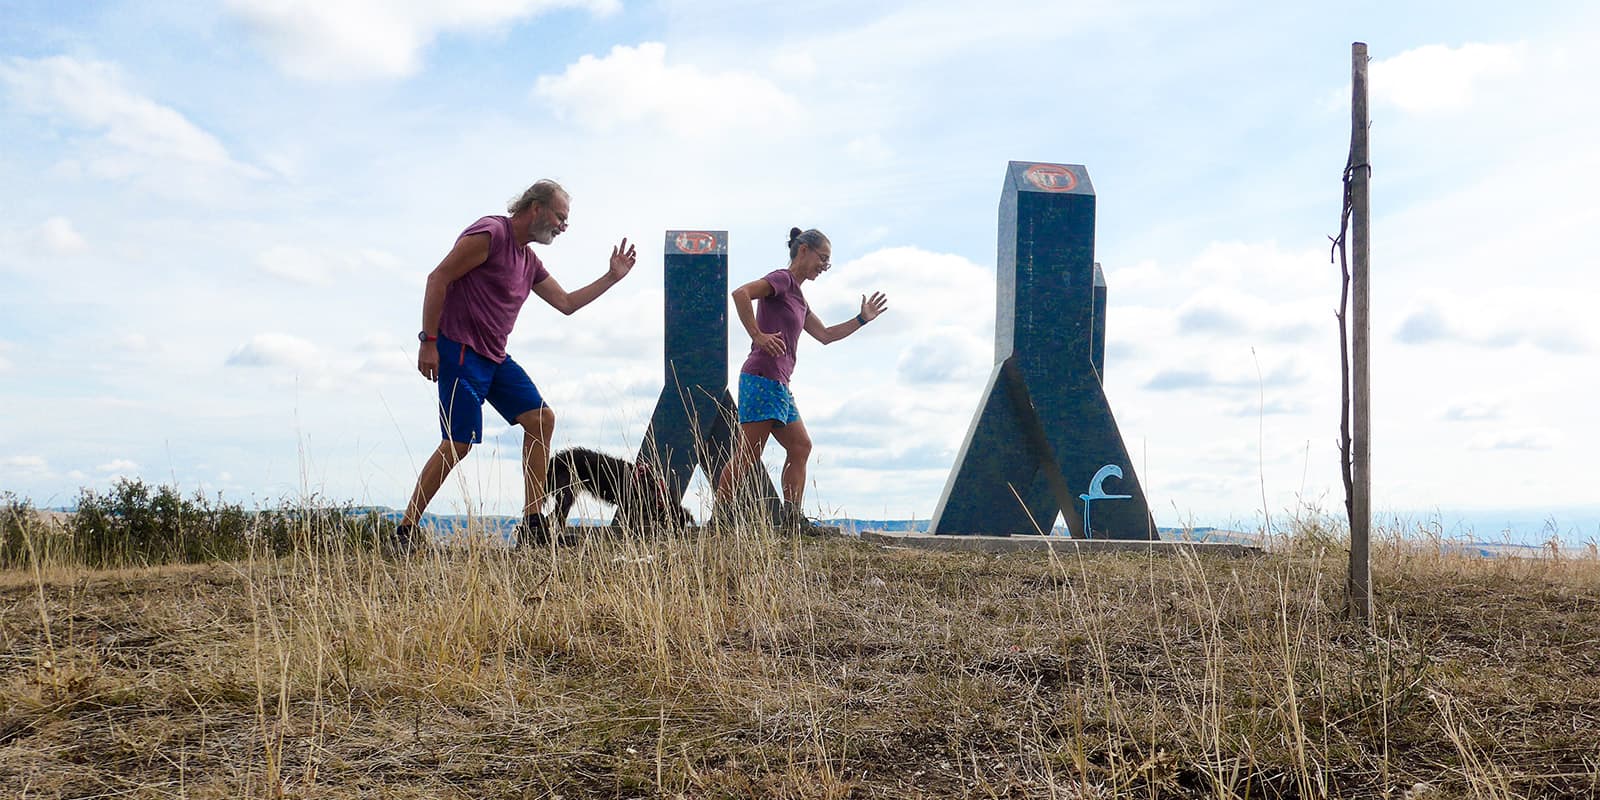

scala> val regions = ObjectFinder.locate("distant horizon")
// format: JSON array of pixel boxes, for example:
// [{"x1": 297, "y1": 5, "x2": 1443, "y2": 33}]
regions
[{"x1": 25, "y1": 488, "x2": 1599, "y2": 548}]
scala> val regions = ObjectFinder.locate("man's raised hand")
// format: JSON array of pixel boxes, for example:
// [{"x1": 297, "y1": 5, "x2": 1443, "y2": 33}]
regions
[{"x1": 609, "y1": 238, "x2": 637, "y2": 281}]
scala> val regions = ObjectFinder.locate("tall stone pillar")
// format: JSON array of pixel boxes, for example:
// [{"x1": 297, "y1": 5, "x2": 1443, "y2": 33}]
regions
[
  {"x1": 931, "y1": 162, "x2": 1154, "y2": 539},
  {"x1": 634, "y1": 230, "x2": 777, "y2": 520}
]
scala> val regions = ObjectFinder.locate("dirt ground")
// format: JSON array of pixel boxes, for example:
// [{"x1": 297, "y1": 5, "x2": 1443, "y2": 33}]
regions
[{"x1": 3, "y1": 538, "x2": 1599, "y2": 799}]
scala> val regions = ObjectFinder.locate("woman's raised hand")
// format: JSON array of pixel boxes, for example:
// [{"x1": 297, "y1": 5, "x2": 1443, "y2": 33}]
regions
[{"x1": 859, "y1": 291, "x2": 889, "y2": 323}]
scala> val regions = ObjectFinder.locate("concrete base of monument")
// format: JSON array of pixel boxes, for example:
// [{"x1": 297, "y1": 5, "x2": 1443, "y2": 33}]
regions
[
  {"x1": 860, "y1": 530, "x2": 1262, "y2": 558},
  {"x1": 556, "y1": 523, "x2": 848, "y2": 539}
]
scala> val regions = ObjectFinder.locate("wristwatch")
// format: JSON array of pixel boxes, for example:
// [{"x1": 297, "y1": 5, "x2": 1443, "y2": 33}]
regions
[{"x1": 418, "y1": 331, "x2": 438, "y2": 343}]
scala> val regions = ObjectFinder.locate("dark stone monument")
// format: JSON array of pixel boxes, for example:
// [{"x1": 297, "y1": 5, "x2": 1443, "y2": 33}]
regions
[
  {"x1": 930, "y1": 162, "x2": 1155, "y2": 539},
  {"x1": 632, "y1": 230, "x2": 777, "y2": 520}
]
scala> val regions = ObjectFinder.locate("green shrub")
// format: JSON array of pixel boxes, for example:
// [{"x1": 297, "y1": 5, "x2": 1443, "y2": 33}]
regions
[
  {"x1": 30, "y1": 479, "x2": 398, "y2": 568},
  {"x1": 1, "y1": 491, "x2": 35, "y2": 567},
  {"x1": 70, "y1": 479, "x2": 245, "y2": 566},
  {"x1": 252, "y1": 496, "x2": 389, "y2": 556}
]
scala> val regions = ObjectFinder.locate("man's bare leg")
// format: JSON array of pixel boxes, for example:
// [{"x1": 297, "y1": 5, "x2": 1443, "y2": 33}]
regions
[
  {"x1": 403, "y1": 439, "x2": 473, "y2": 526},
  {"x1": 516, "y1": 406, "x2": 557, "y2": 519}
]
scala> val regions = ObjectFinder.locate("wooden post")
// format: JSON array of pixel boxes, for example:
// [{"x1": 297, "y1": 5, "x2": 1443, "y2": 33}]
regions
[{"x1": 1349, "y1": 42, "x2": 1373, "y2": 622}]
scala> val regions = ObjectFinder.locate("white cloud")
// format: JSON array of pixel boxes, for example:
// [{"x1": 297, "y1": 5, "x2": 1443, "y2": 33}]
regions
[
  {"x1": 0, "y1": 340, "x2": 12, "y2": 372},
  {"x1": 895, "y1": 326, "x2": 987, "y2": 385},
  {"x1": 0, "y1": 56, "x2": 261, "y2": 180},
  {"x1": 834, "y1": 441, "x2": 952, "y2": 472},
  {"x1": 48, "y1": 159, "x2": 83, "y2": 180},
  {"x1": 227, "y1": 0, "x2": 619, "y2": 80},
  {"x1": 34, "y1": 217, "x2": 87, "y2": 254},
  {"x1": 113, "y1": 333, "x2": 153, "y2": 353},
  {"x1": 817, "y1": 246, "x2": 992, "y2": 331},
  {"x1": 1142, "y1": 356, "x2": 1308, "y2": 393},
  {"x1": 357, "y1": 333, "x2": 401, "y2": 353},
  {"x1": 1105, "y1": 241, "x2": 1337, "y2": 367},
  {"x1": 1103, "y1": 260, "x2": 1167, "y2": 293},
  {"x1": 1468, "y1": 429, "x2": 1557, "y2": 451},
  {"x1": 769, "y1": 50, "x2": 818, "y2": 81},
  {"x1": 512, "y1": 307, "x2": 660, "y2": 358},
  {"x1": 1, "y1": 455, "x2": 49, "y2": 475},
  {"x1": 359, "y1": 248, "x2": 403, "y2": 272},
  {"x1": 558, "y1": 366, "x2": 658, "y2": 408},
  {"x1": 359, "y1": 351, "x2": 414, "y2": 376},
  {"x1": 256, "y1": 246, "x2": 332, "y2": 285},
  {"x1": 744, "y1": 2, "x2": 1130, "y2": 82},
  {"x1": 1439, "y1": 399, "x2": 1506, "y2": 422},
  {"x1": 845, "y1": 134, "x2": 894, "y2": 165},
  {"x1": 534, "y1": 42, "x2": 801, "y2": 136},
  {"x1": 96, "y1": 459, "x2": 140, "y2": 474},
  {"x1": 1393, "y1": 293, "x2": 1594, "y2": 354},
  {"x1": 1369, "y1": 42, "x2": 1524, "y2": 114},
  {"x1": 1222, "y1": 397, "x2": 1309, "y2": 417},
  {"x1": 1174, "y1": 288, "x2": 1320, "y2": 342},
  {"x1": 90, "y1": 396, "x2": 141, "y2": 410},
  {"x1": 255, "y1": 245, "x2": 403, "y2": 286},
  {"x1": 225, "y1": 333, "x2": 323, "y2": 369},
  {"x1": 1185, "y1": 241, "x2": 1329, "y2": 294}
]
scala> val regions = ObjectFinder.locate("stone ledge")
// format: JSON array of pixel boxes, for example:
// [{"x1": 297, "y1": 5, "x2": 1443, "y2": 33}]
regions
[{"x1": 860, "y1": 530, "x2": 1262, "y2": 558}]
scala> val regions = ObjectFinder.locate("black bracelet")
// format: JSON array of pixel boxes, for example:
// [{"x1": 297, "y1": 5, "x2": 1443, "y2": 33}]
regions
[{"x1": 855, "y1": 313, "x2": 868, "y2": 326}]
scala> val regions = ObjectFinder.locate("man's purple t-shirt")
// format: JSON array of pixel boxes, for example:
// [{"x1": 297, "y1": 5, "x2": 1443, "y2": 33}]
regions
[
  {"x1": 740, "y1": 268, "x2": 808, "y2": 384},
  {"x1": 438, "y1": 215, "x2": 549, "y2": 364}
]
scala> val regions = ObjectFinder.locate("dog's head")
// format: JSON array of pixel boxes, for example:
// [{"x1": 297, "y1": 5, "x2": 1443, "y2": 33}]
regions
[
  {"x1": 631, "y1": 461, "x2": 666, "y2": 495},
  {"x1": 628, "y1": 461, "x2": 694, "y2": 526}
]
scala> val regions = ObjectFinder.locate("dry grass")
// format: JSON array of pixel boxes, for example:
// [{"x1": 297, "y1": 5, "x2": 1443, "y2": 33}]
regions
[{"x1": 2, "y1": 513, "x2": 1599, "y2": 799}]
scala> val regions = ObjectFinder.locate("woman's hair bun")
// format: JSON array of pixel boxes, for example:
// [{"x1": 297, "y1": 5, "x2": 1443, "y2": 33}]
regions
[{"x1": 788, "y1": 227, "x2": 803, "y2": 246}]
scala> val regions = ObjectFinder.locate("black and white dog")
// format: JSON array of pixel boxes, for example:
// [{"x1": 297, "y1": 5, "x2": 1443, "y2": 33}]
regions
[{"x1": 545, "y1": 447, "x2": 695, "y2": 530}]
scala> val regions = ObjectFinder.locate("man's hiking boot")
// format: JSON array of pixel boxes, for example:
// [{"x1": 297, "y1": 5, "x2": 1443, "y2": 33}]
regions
[
  {"x1": 514, "y1": 514, "x2": 578, "y2": 549},
  {"x1": 385, "y1": 522, "x2": 419, "y2": 557},
  {"x1": 513, "y1": 514, "x2": 549, "y2": 548}
]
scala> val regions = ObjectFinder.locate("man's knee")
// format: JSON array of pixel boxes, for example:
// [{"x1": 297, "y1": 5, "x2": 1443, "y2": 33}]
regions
[
  {"x1": 519, "y1": 406, "x2": 556, "y2": 437},
  {"x1": 443, "y1": 439, "x2": 473, "y2": 462}
]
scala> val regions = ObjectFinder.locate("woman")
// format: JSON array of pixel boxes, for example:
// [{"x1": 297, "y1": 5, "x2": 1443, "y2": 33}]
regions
[{"x1": 714, "y1": 227, "x2": 888, "y2": 531}]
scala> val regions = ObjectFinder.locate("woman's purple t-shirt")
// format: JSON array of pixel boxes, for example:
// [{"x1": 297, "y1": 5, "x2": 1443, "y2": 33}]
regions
[
  {"x1": 438, "y1": 215, "x2": 549, "y2": 364},
  {"x1": 740, "y1": 268, "x2": 808, "y2": 384}
]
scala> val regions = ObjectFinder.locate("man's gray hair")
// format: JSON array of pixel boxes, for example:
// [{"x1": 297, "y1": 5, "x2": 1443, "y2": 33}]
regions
[
  {"x1": 508, "y1": 179, "x2": 569, "y2": 215},
  {"x1": 787, "y1": 227, "x2": 830, "y2": 261}
]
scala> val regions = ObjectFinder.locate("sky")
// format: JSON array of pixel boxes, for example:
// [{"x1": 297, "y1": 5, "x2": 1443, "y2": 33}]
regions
[{"x1": 1, "y1": 0, "x2": 1597, "y2": 540}]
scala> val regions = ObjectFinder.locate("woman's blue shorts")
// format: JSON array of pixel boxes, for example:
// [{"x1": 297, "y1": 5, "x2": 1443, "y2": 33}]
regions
[{"x1": 737, "y1": 372, "x2": 800, "y2": 427}]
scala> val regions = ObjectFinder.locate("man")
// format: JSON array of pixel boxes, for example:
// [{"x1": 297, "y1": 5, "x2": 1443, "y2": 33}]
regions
[{"x1": 395, "y1": 179, "x2": 636, "y2": 552}]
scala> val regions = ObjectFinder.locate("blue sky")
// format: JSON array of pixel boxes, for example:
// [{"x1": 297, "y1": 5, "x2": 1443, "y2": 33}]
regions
[{"x1": 2, "y1": 0, "x2": 1596, "y2": 538}]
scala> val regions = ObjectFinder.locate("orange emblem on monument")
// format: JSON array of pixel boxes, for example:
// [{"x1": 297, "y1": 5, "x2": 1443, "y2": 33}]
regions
[
  {"x1": 674, "y1": 231, "x2": 718, "y2": 254},
  {"x1": 1023, "y1": 164, "x2": 1078, "y2": 192}
]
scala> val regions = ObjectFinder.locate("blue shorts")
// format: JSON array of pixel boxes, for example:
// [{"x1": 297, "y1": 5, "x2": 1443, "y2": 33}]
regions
[
  {"x1": 435, "y1": 334, "x2": 547, "y2": 443},
  {"x1": 737, "y1": 372, "x2": 800, "y2": 427}
]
